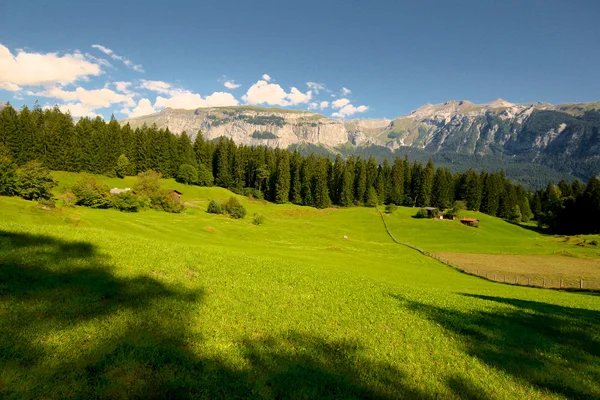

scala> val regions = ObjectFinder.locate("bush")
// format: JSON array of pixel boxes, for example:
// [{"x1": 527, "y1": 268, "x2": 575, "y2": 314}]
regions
[
  {"x1": 134, "y1": 170, "x2": 162, "y2": 197},
  {"x1": 61, "y1": 189, "x2": 76, "y2": 207},
  {"x1": 197, "y1": 164, "x2": 214, "y2": 186},
  {"x1": 385, "y1": 204, "x2": 397, "y2": 214},
  {"x1": 112, "y1": 191, "x2": 145, "y2": 212},
  {"x1": 224, "y1": 196, "x2": 246, "y2": 219},
  {"x1": 415, "y1": 208, "x2": 429, "y2": 218},
  {"x1": 18, "y1": 161, "x2": 56, "y2": 200},
  {"x1": 509, "y1": 205, "x2": 522, "y2": 223},
  {"x1": 207, "y1": 199, "x2": 223, "y2": 214},
  {"x1": 366, "y1": 186, "x2": 379, "y2": 207},
  {"x1": 72, "y1": 177, "x2": 112, "y2": 208},
  {"x1": 447, "y1": 200, "x2": 466, "y2": 219},
  {"x1": 115, "y1": 154, "x2": 134, "y2": 178},
  {"x1": 252, "y1": 213, "x2": 265, "y2": 225},
  {"x1": 243, "y1": 187, "x2": 264, "y2": 200},
  {"x1": 176, "y1": 164, "x2": 198, "y2": 185},
  {"x1": 37, "y1": 198, "x2": 56, "y2": 209},
  {"x1": 152, "y1": 190, "x2": 185, "y2": 213}
]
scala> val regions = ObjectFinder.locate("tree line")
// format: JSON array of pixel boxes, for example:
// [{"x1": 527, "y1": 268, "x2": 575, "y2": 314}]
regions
[{"x1": 0, "y1": 103, "x2": 599, "y2": 233}]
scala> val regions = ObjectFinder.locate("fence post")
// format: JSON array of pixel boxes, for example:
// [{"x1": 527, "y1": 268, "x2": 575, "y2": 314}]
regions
[
  {"x1": 580, "y1": 279, "x2": 583, "y2": 289},
  {"x1": 560, "y1": 279, "x2": 563, "y2": 289}
]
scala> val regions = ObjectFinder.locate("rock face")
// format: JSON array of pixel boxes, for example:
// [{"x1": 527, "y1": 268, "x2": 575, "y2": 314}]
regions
[
  {"x1": 121, "y1": 106, "x2": 349, "y2": 148},
  {"x1": 120, "y1": 100, "x2": 600, "y2": 176}
]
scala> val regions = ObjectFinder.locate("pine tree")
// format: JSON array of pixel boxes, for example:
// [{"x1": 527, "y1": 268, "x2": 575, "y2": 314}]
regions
[
  {"x1": 390, "y1": 156, "x2": 404, "y2": 205},
  {"x1": 214, "y1": 137, "x2": 233, "y2": 188},
  {"x1": 354, "y1": 157, "x2": 367, "y2": 205},
  {"x1": 274, "y1": 152, "x2": 291, "y2": 203},
  {"x1": 289, "y1": 151, "x2": 303, "y2": 204},
  {"x1": 313, "y1": 157, "x2": 331, "y2": 209}
]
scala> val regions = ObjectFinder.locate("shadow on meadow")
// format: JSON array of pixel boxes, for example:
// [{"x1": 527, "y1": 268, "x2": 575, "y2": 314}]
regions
[
  {"x1": 0, "y1": 230, "x2": 439, "y2": 399},
  {"x1": 392, "y1": 293, "x2": 600, "y2": 399}
]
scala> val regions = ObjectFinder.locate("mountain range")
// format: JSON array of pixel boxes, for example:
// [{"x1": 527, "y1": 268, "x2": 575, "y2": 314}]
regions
[{"x1": 120, "y1": 99, "x2": 600, "y2": 185}]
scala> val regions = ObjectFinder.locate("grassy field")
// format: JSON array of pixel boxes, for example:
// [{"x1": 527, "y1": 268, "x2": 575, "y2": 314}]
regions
[
  {"x1": 383, "y1": 206, "x2": 600, "y2": 289},
  {"x1": 1, "y1": 171, "x2": 599, "y2": 399}
]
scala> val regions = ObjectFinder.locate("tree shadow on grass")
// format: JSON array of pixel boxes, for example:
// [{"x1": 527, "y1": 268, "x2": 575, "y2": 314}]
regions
[
  {"x1": 391, "y1": 293, "x2": 600, "y2": 399},
  {"x1": 0, "y1": 230, "x2": 432, "y2": 399}
]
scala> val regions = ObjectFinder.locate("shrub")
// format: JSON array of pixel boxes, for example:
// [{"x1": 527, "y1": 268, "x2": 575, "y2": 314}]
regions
[
  {"x1": 134, "y1": 170, "x2": 162, "y2": 197},
  {"x1": 197, "y1": 164, "x2": 214, "y2": 186},
  {"x1": 112, "y1": 191, "x2": 145, "y2": 212},
  {"x1": 18, "y1": 161, "x2": 56, "y2": 200},
  {"x1": 447, "y1": 200, "x2": 466, "y2": 219},
  {"x1": 415, "y1": 208, "x2": 429, "y2": 218},
  {"x1": 366, "y1": 186, "x2": 379, "y2": 207},
  {"x1": 37, "y1": 198, "x2": 56, "y2": 209},
  {"x1": 252, "y1": 213, "x2": 265, "y2": 225},
  {"x1": 176, "y1": 164, "x2": 198, "y2": 185},
  {"x1": 61, "y1": 189, "x2": 76, "y2": 207},
  {"x1": 152, "y1": 190, "x2": 185, "y2": 213},
  {"x1": 509, "y1": 205, "x2": 522, "y2": 223},
  {"x1": 224, "y1": 196, "x2": 246, "y2": 219},
  {"x1": 243, "y1": 187, "x2": 264, "y2": 200},
  {"x1": 72, "y1": 177, "x2": 112, "y2": 208},
  {"x1": 385, "y1": 204, "x2": 397, "y2": 214},
  {"x1": 115, "y1": 154, "x2": 134, "y2": 178},
  {"x1": 207, "y1": 199, "x2": 223, "y2": 214}
]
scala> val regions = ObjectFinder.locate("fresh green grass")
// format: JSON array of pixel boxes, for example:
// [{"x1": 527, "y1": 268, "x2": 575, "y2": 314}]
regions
[{"x1": 1, "y1": 172, "x2": 600, "y2": 399}]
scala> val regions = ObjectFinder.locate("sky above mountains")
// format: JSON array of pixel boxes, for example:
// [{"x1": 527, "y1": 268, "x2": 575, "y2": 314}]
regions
[{"x1": 1, "y1": 0, "x2": 599, "y2": 120}]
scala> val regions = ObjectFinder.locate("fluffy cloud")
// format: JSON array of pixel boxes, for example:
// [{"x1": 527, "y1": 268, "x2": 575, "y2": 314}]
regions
[
  {"x1": 0, "y1": 82, "x2": 21, "y2": 91},
  {"x1": 224, "y1": 80, "x2": 241, "y2": 89},
  {"x1": 319, "y1": 101, "x2": 329, "y2": 109},
  {"x1": 113, "y1": 81, "x2": 134, "y2": 94},
  {"x1": 331, "y1": 103, "x2": 369, "y2": 118},
  {"x1": 123, "y1": 98, "x2": 156, "y2": 118},
  {"x1": 262, "y1": 74, "x2": 271, "y2": 81},
  {"x1": 308, "y1": 102, "x2": 319, "y2": 110},
  {"x1": 332, "y1": 98, "x2": 351, "y2": 109},
  {"x1": 52, "y1": 103, "x2": 99, "y2": 118},
  {"x1": 242, "y1": 79, "x2": 312, "y2": 106},
  {"x1": 306, "y1": 82, "x2": 326, "y2": 93},
  {"x1": 140, "y1": 79, "x2": 174, "y2": 95},
  {"x1": 91, "y1": 44, "x2": 144, "y2": 72},
  {"x1": 36, "y1": 86, "x2": 135, "y2": 109},
  {"x1": 341, "y1": 87, "x2": 352, "y2": 95},
  {"x1": 154, "y1": 91, "x2": 239, "y2": 110},
  {"x1": 0, "y1": 44, "x2": 102, "y2": 88}
]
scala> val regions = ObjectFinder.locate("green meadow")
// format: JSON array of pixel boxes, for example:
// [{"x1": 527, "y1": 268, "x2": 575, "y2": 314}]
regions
[{"x1": 1, "y1": 171, "x2": 599, "y2": 399}]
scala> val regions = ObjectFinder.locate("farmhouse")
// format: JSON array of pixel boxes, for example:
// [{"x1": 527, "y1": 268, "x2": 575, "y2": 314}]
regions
[
  {"x1": 460, "y1": 218, "x2": 479, "y2": 227},
  {"x1": 170, "y1": 190, "x2": 183, "y2": 200}
]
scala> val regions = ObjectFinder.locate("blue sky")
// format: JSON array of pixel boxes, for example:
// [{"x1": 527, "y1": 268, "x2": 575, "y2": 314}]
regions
[{"x1": 1, "y1": 0, "x2": 599, "y2": 120}]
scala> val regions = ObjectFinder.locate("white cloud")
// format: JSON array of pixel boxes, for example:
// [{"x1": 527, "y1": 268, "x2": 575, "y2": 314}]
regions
[
  {"x1": 242, "y1": 79, "x2": 312, "y2": 106},
  {"x1": 140, "y1": 79, "x2": 175, "y2": 95},
  {"x1": 35, "y1": 86, "x2": 135, "y2": 109},
  {"x1": 306, "y1": 82, "x2": 326, "y2": 93},
  {"x1": 262, "y1": 74, "x2": 271, "y2": 81},
  {"x1": 331, "y1": 103, "x2": 369, "y2": 118},
  {"x1": 308, "y1": 102, "x2": 319, "y2": 110},
  {"x1": 341, "y1": 87, "x2": 352, "y2": 95},
  {"x1": 224, "y1": 80, "x2": 241, "y2": 89},
  {"x1": 51, "y1": 103, "x2": 99, "y2": 118},
  {"x1": 91, "y1": 44, "x2": 144, "y2": 72},
  {"x1": 123, "y1": 98, "x2": 156, "y2": 118},
  {"x1": 0, "y1": 44, "x2": 102, "y2": 88},
  {"x1": 332, "y1": 98, "x2": 351, "y2": 109},
  {"x1": 154, "y1": 91, "x2": 239, "y2": 110},
  {"x1": 319, "y1": 101, "x2": 329, "y2": 109},
  {"x1": 114, "y1": 81, "x2": 134, "y2": 94},
  {"x1": 0, "y1": 82, "x2": 21, "y2": 91}
]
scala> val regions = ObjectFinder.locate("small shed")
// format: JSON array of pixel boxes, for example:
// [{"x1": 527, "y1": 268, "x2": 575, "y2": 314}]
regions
[
  {"x1": 423, "y1": 207, "x2": 441, "y2": 219},
  {"x1": 170, "y1": 190, "x2": 182, "y2": 200},
  {"x1": 460, "y1": 218, "x2": 479, "y2": 227}
]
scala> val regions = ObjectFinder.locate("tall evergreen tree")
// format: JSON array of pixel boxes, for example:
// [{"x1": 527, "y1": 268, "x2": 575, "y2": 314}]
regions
[{"x1": 274, "y1": 152, "x2": 291, "y2": 203}]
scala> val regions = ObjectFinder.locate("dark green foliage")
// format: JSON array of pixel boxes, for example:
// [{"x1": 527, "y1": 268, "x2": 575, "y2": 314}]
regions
[
  {"x1": 18, "y1": 161, "x2": 56, "y2": 200},
  {"x1": 153, "y1": 190, "x2": 185, "y2": 213},
  {"x1": 111, "y1": 191, "x2": 146, "y2": 212},
  {"x1": 0, "y1": 150, "x2": 19, "y2": 196},
  {"x1": 242, "y1": 115, "x2": 285, "y2": 127},
  {"x1": 509, "y1": 205, "x2": 522, "y2": 223},
  {"x1": 252, "y1": 131, "x2": 278, "y2": 140},
  {"x1": 207, "y1": 199, "x2": 224, "y2": 214},
  {"x1": 252, "y1": 213, "x2": 265, "y2": 225},
  {"x1": 224, "y1": 196, "x2": 246, "y2": 219},
  {"x1": 385, "y1": 204, "x2": 397, "y2": 214},
  {"x1": 196, "y1": 163, "x2": 214, "y2": 186},
  {"x1": 447, "y1": 201, "x2": 466, "y2": 219},
  {"x1": 115, "y1": 154, "x2": 133, "y2": 178},
  {"x1": 274, "y1": 152, "x2": 291, "y2": 203},
  {"x1": 366, "y1": 186, "x2": 379, "y2": 207},
  {"x1": 414, "y1": 208, "x2": 429, "y2": 218},
  {"x1": 177, "y1": 164, "x2": 198, "y2": 185},
  {"x1": 72, "y1": 177, "x2": 112, "y2": 209}
]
